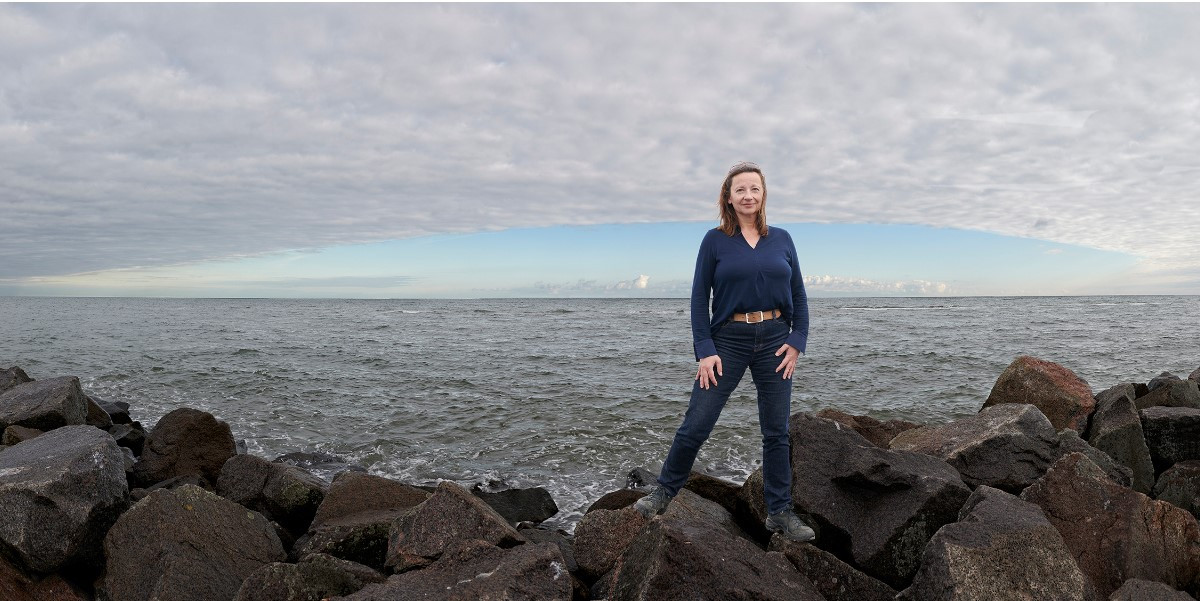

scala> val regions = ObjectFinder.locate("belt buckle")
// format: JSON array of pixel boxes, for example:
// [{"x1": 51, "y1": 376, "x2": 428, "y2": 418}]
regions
[{"x1": 748, "y1": 310, "x2": 765, "y2": 324}]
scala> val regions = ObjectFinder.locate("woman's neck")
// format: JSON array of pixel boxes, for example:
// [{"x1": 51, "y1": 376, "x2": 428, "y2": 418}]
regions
[{"x1": 737, "y1": 217, "x2": 758, "y2": 233}]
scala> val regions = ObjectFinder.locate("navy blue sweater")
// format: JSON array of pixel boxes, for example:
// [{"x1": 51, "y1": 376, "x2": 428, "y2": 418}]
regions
[{"x1": 691, "y1": 226, "x2": 809, "y2": 360}]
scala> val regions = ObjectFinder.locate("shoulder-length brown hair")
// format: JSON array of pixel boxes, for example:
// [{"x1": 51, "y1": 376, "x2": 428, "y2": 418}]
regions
[{"x1": 717, "y1": 162, "x2": 768, "y2": 237}]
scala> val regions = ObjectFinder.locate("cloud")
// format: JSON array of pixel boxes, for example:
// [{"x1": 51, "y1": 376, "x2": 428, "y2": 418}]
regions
[
  {"x1": 804, "y1": 274, "x2": 952, "y2": 296},
  {"x1": 2, "y1": 4, "x2": 1199, "y2": 289}
]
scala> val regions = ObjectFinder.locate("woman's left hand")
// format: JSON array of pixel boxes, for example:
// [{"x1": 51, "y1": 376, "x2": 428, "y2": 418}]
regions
[{"x1": 774, "y1": 343, "x2": 800, "y2": 379}]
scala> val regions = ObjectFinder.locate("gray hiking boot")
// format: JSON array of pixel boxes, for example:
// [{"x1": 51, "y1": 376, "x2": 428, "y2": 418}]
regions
[
  {"x1": 766, "y1": 509, "x2": 816, "y2": 542},
  {"x1": 633, "y1": 485, "x2": 673, "y2": 518}
]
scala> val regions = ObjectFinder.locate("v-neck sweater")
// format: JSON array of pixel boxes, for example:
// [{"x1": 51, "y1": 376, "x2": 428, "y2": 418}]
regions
[{"x1": 691, "y1": 226, "x2": 809, "y2": 360}]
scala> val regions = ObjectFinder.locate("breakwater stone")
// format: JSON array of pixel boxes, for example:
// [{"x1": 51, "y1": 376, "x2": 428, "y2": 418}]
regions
[
  {"x1": 218, "y1": 454, "x2": 328, "y2": 535},
  {"x1": 1137, "y1": 378, "x2": 1200, "y2": 410},
  {"x1": 0, "y1": 366, "x2": 32, "y2": 394},
  {"x1": 982, "y1": 355, "x2": 1095, "y2": 431},
  {"x1": 384, "y1": 480, "x2": 523, "y2": 572},
  {"x1": 1090, "y1": 383, "x2": 1156, "y2": 493},
  {"x1": 132, "y1": 406, "x2": 236, "y2": 488},
  {"x1": 0, "y1": 376, "x2": 87, "y2": 431},
  {"x1": 1141, "y1": 406, "x2": 1200, "y2": 469},
  {"x1": 0, "y1": 425, "x2": 127, "y2": 574}
]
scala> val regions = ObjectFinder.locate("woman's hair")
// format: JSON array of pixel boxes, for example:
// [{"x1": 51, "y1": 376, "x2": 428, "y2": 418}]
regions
[{"x1": 717, "y1": 161, "x2": 769, "y2": 237}]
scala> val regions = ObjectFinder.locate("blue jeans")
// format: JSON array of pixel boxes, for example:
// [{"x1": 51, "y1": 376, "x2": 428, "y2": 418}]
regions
[{"x1": 656, "y1": 318, "x2": 795, "y2": 515}]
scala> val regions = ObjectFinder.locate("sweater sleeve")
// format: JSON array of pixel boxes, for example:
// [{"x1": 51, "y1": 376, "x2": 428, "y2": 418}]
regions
[
  {"x1": 691, "y1": 232, "x2": 718, "y2": 360},
  {"x1": 785, "y1": 232, "x2": 809, "y2": 354}
]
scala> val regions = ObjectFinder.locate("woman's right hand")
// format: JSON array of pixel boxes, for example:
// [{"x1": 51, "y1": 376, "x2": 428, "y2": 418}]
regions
[{"x1": 696, "y1": 354, "x2": 723, "y2": 390}]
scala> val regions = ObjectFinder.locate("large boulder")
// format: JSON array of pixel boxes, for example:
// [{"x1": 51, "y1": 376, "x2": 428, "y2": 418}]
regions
[
  {"x1": 218, "y1": 454, "x2": 327, "y2": 534},
  {"x1": 384, "y1": 481, "x2": 523, "y2": 572},
  {"x1": 101, "y1": 484, "x2": 287, "y2": 601},
  {"x1": 340, "y1": 540, "x2": 573, "y2": 601},
  {"x1": 791, "y1": 412, "x2": 972, "y2": 588},
  {"x1": 1020, "y1": 452, "x2": 1200, "y2": 598},
  {"x1": 1149, "y1": 372, "x2": 1182, "y2": 392},
  {"x1": 0, "y1": 376, "x2": 87, "y2": 431},
  {"x1": 0, "y1": 425, "x2": 128, "y2": 573},
  {"x1": 471, "y1": 484, "x2": 559, "y2": 524},
  {"x1": 131, "y1": 407, "x2": 236, "y2": 488},
  {"x1": 982, "y1": 356, "x2": 1095, "y2": 431},
  {"x1": 769, "y1": 535, "x2": 897, "y2": 601},
  {"x1": 1109, "y1": 579, "x2": 1196, "y2": 600},
  {"x1": 293, "y1": 471, "x2": 429, "y2": 569},
  {"x1": 1141, "y1": 407, "x2": 1200, "y2": 470},
  {"x1": 233, "y1": 553, "x2": 385, "y2": 601},
  {"x1": 1090, "y1": 384, "x2": 1156, "y2": 493},
  {"x1": 1137, "y1": 379, "x2": 1200, "y2": 410},
  {"x1": 0, "y1": 366, "x2": 32, "y2": 394},
  {"x1": 899, "y1": 485, "x2": 1094, "y2": 601},
  {"x1": 816, "y1": 408, "x2": 921, "y2": 448},
  {"x1": 573, "y1": 507, "x2": 648, "y2": 582},
  {"x1": 1153, "y1": 461, "x2": 1200, "y2": 520}
]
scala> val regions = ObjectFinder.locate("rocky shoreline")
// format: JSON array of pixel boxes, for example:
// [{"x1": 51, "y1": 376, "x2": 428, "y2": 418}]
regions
[{"x1": 3, "y1": 358, "x2": 1200, "y2": 600}]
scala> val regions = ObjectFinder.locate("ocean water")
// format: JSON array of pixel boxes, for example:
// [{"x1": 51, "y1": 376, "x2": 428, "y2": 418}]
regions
[{"x1": 3, "y1": 295, "x2": 1198, "y2": 530}]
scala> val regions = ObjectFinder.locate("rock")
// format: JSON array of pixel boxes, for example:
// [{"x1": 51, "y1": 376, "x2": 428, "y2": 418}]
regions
[
  {"x1": 626, "y1": 467, "x2": 657, "y2": 488},
  {"x1": 107, "y1": 422, "x2": 145, "y2": 455},
  {"x1": 471, "y1": 484, "x2": 559, "y2": 524},
  {"x1": 1, "y1": 425, "x2": 42, "y2": 446},
  {"x1": 1020, "y1": 452, "x2": 1200, "y2": 598},
  {"x1": 982, "y1": 355, "x2": 1095, "y2": 431},
  {"x1": 791, "y1": 412, "x2": 971, "y2": 588},
  {"x1": 682, "y1": 471, "x2": 742, "y2": 515},
  {"x1": 90, "y1": 395, "x2": 131, "y2": 424},
  {"x1": 233, "y1": 553, "x2": 385, "y2": 601},
  {"x1": 84, "y1": 395, "x2": 113, "y2": 429},
  {"x1": 341, "y1": 540, "x2": 573, "y2": 601},
  {"x1": 0, "y1": 425, "x2": 128, "y2": 574},
  {"x1": 1191, "y1": 367, "x2": 1200, "y2": 383},
  {"x1": 1058, "y1": 428, "x2": 1133, "y2": 488},
  {"x1": 101, "y1": 484, "x2": 286, "y2": 601},
  {"x1": 0, "y1": 366, "x2": 32, "y2": 394},
  {"x1": 816, "y1": 408, "x2": 921, "y2": 448},
  {"x1": 0, "y1": 555, "x2": 89, "y2": 601},
  {"x1": 384, "y1": 481, "x2": 522, "y2": 572},
  {"x1": 1150, "y1": 372, "x2": 1183, "y2": 392},
  {"x1": 899, "y1": 485, "x2": 1094, "y2": 601},
  {"x1": 1090, "y1": 384, "x2": 1156, "y2": 493},
  {"x1": 1109, "y1": 579, "x2": 1196, "y2": 600},
  {"x1": 734, "y1": 467, "x2": 773, "y2": 542},
  {"x1": 587, "y1": 488, "x2": 643, "y2": 512},
  {"x1": 131, "y1": 473, "x2": 208, "y2": 502},
  {"x1": 1137, "y1": 379, "x2": 1200, "y2": 411},
  {"x1": 131, "y1": 407, "x2": 236, "y2": 488},
  {"x1": 573, "y1": 507, "x2": 648, "y2": 581},
  {"x1": 273, "y1": 451, "x2": 365, "y2": 483},
  {"x1": 1153, "y1": 461, "x2": 1200, "y2": 520},
  {"x1": 1141, "y1": 407, "x2": 1200, "y2": 470},
  {"x1": 769, "y1": 535, "x2": 897, "y2": 601},
  {"x1": 294, "y1": 471, "x2": 429, "y2": 569},
  {"x1": 518, "y1": 524, "x2": 578, "y2": 573},
  {"x1": 0, "y1": 376, "x2": 88, "y2": 431},
  {"x1": 218, "y1": 454, "x2": 327, "y2": 534}
]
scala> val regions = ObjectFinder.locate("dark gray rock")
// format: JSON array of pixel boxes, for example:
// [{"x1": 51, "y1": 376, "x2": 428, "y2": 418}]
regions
[
  {"x1": 981, "y1": 355, "x2": 1095, "y2": 431},
  {"x1": 769, "y1": 535, "x2": 897, "y2": 601},
  {"x1": 84, "y1": 395, "x2": 113, "y2": 429},
  {"x1": 816, "y1": 408, "x2": 921, "y2": 448},
  {"x1": 517, "y1": 525, "x2": 578, "y2": 573},
  {"x1": 1058, "y1": 428, "x2": 1133, "y2": 487},
  {"x1": 101, "y1": 484, "x2": 286, "y2": 601},
  {"x1": 0, "y1": 425, "x2": 128, "y2": 574},
  {"x1": 1150, "y1": 372, "x2": 1183, "y2": 392},
  {"x1": 1020, "y1": 452, "x2": 1200, "y2": 599},
  {"x1": 1109, "y1": 579, "x2": 1196, "y2": 600},
  {"x1": 218, "y1": 454, "x2": 327, "y2": 534},
  {"x1": 131, "y1": 473, "x2": 208, "y2": 502},
  {"x1": 90, "y1": 395, "x2": 131, "y2": 424},
  {"x1": 734, "y1": 467, "x2": 773, "y2": 542},
  {"x1": 471, "y1": 484, "x2": 559, "y2": 524},
  {"x1": 341, "y1": 540, "x2": 573, "y2": 601},
  {"x1": 1137, "y1": 380, "x2": 1200, "y2": 411},
  {"x1": 1154, "y1": 461, "x2": 1200, "y2": 521},
  {"x1": 626, "y1": 467, "x2": 657, "y2": 488},
  {"x1": 131, "y1": 407, "x2": 236, "y2": 488},
  {"x1": 0, "y1": 366, "x2": 32, "y2": 394},
  {"x1": 272, "y1": 451, "x2": 365, "y2": 483},
  {"x1": 1090, "y1": 384, "x2": 1156, "y2": 493},
  {"x1": 0, "y1": 554, "x2": 89, "y2": 601},
  {"x1": 294, "y1": 471, "x2": 429, "y2": 569},
  {"x1": 107, "y1": 422, "x2": 145, "y2": 455},
  {"x1": 1, "y1": 425, "x2": 42, "y2": 446},
  {"x1": 1142, "y1": 406, "x2": 1200, "y2": 470},
  {"x1": 1191, "y1": 367, "x2": 1200, "y2": 384},
  {"x1": 573, "y1": 507, "x2": 648, "y2": 582},
  {"x1": 0, "y1": 376, "x2": 87, "y2": 431},
  {"x1": 682, "y1": 471, "x2": 742, "y2": 515},
  {"x1": 384, "y1": 481, "x2": 522, "y2": 572},
  {"x1": 899, "y1": 485, "x2": 1094, "y2": 601},
  {"x1": 587, "y1": 488, "x2": 643, "y2": 512},
  {"x1": 233, "y1": 553, "x2": 385, "y2": 601},
  {"x1": 791, "y1": 412, "x2": 972, "y2": 588}
]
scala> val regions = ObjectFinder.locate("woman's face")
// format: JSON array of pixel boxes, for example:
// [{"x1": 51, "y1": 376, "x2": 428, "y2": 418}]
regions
[{"x1": 728, "y1": 172, "x2": 764, "y2": 220}]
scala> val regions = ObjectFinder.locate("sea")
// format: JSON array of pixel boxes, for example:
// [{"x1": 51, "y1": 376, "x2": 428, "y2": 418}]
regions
[{"x1": 3, "y1": 295, "x2": 1198, "y2": 530}]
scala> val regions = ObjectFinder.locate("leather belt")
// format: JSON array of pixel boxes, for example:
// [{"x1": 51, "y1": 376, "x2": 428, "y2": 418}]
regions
[{"x1": 731, "y1": 309, "x2": 781, "y2": 323}]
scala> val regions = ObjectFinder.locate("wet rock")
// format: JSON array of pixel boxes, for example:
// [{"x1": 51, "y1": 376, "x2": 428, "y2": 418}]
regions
[
  {"x1": 218, "y1": 454, "x2": 327, "y2": 534},
  {"x1": 233, "y1": 553, "x2": 385, "y2": 601},
  {"x1": 342, "y1": 540, "x2": 573, "y2": 601},
  {"x1": 626, "y1": 467, "x2": 657, "y2": 488},
  {"x1": 101, "y1": 484, "x2": 286, "y2": 601},
  {"x1": 0, "y1": 366, "x2": 32, "y2": 394},
  {"x1": 294, "y1": 471, "x2": 429, "y2": 569},
  {"x1": 0, "y1": 376, "x2": 88, "y2": 431},
  {"x1": 587, "y1": 488, "x2": 643, "y2": 512},
  {"x1": 0, "y1": 425, "x2": 128, "y2": 574},
  {"x1": 573, "y1": 507, "x2": 648, "y2": 582},
  {"x1": 982, "y1": 355, "x2": 1095, "y2": 431},
  {"x1": 1109, "y1": 579, "x2": 1196, "y2": 600},
  {"x1": 769, "y1": 535, "x2": 897, "y2": 601},
  {"x1": 1020, "y1": 452, "x2": 1200, "y2": 598},
  {"x1": 107, "y1": 422, "x2": 145, "y2": 455},
  {"x1": 816, "y1": 408, "x2": 921, "y2": 448},
  {"x1": 1137, "y1": 379, "x2": 1200, "y2": 411},
  {"x1": 90, "y1": 394, "x2": 131, "y2": 424},
  {"x1": 0, "y1": 555, "x2": 89, "y2": 601},
  {"x1": 471, "y1": 484, "x2": 559, "y2": 524},
  {"x1": 273, "y1": 451, "x2": 365, "y2": 483},
  {"x1": 791, "y1": 412, "x2": 972, "y2": 588},
  {"x1": 384, "y1": 480, "x2": 522, "y2": 572},
  {"x1": 682, "y1": 471, "x2": 742, "y2": 515},
  {"x1": 1090, "y1": 384, "x2": 1155, "y2": 493},
  {"x1": 1, "y1": 424, "x2": 42, "y2": 446},
  {"x1": 899, "y1": 485, "x2": 1094, "y2": 601},
  {"x1": 84, "y1": 394, "x2": 113, "y2": 429},
  {"x1": 132, "y1": 407, "x2": 236, "y2": 489},
  {"x1": 1150, "y1": 372, "x2": 1183, "y2": 392},
  {"x1": 1153, "y1": 461, "x2": 1200, "y2": 520},
  {"x1": 518, "y1": 524, "x2": 578, "y2": 573},
  {"x1": 1141, "y1": 406, "x2": 1200, "y2": 470}
]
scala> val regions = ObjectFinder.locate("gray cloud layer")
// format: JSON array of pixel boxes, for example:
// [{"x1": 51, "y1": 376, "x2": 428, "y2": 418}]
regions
[{"x1": 3, "y1": 4, "x2": 1199, "y2": 285}]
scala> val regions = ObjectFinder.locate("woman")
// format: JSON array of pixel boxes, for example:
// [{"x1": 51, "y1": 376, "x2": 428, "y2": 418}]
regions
[{"x1": 634, "y1": 161, "x2": 814, "y2": 542}]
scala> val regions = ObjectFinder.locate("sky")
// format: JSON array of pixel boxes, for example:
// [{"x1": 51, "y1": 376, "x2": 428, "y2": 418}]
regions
[{"x1": 2, "y1": 3, "x2": 1198, "y2": 298}]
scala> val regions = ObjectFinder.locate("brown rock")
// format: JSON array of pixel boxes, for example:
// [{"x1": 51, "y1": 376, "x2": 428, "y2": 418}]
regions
[
  {"x1": 817, "y1": 408, "x2": 921, "y2": 448},
  {"x1": 310, "y1": 471, "x2": 428, "y2": 528},
  {"x1": 1020, "y1": 452, "x2": 1200, "y2": 598},
  {"x1": 982, "y1": 355, "x2": 1095, "y2": 431},
  {"x1": 0, "y1": 554, "x2": 89, "y2": 601},
  {"x1": 770, "y1": 535, "x2": 897, "y2": 601},
  {"x1": 573, "y1": 507, "x2": 648, "y2": 581},
  {"x1": 682, "y1": 471, "x2": 741, "y2": 515},
  {"x1": 1137, "y1": 380, "x2": 1200, "y2": 410},
  {"x1": 218, "y1": 454, "x2": 327, "y2": 534},
  {"x1": 131, "y1": 407, "x2": 236, "y2": 489},
  {"x1": 587, "y1": 488, "x2": 643, "y2": 513},
  {"x1": 84, "y1": 394, "x2": 114, "y2": 429},
  {"x1": 0, "y1": 376, "x2": 87, "y2": 431},
  {"x1": 0, "y1": 367, "x2": 32, "y2": 395},
  {"x1": 1108, "y1": 579, "x2": 1195, "y2": 600},
  {"x1": 294, "y1": 472, "x2": 429, "y2": 569},
  {"x1": 383, "y1": 481, "x2": 522, "y2": 572},
  {"x1": 233, "y1": 553, "x2": 385, "y2": 601},
  {"x1": 1, "y1": 425, "x2": 42, "y2": 446}
]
